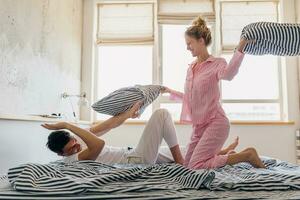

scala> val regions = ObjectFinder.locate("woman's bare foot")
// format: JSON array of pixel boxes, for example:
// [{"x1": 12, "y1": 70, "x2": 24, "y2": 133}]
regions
[
  {"x1": 227, "y1": 136, "x2": 239, "y2": 151},
  {"x1": 219, "y1": 137, "x2": 239, "y2": 155}
]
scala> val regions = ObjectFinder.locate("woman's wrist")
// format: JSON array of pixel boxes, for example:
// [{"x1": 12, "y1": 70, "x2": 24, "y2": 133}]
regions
[{"x1": 236, "y1": 38, "x2": 250, "y2": 53}]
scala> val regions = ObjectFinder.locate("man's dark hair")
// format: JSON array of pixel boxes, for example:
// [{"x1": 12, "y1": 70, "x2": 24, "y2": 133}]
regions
[{"x1": 46, "y1": 130, "x2": 71, "y2": 154}]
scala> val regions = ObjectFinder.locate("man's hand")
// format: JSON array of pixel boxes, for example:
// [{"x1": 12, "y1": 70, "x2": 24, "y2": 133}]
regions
[
  {"x1": 41, "y1": 122, "x2": 68, "y2": 130},
  {"x1": 125, "y1": 101, "x2": 142, "y2": 119}
]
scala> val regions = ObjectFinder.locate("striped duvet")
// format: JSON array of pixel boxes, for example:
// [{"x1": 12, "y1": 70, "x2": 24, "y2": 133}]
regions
[
  {"x1": 2, "y1": 157, "x2": 300, "y2": 199},
  {"x1": 7, "y1": 161, "x2": 213, "y2": 195}
]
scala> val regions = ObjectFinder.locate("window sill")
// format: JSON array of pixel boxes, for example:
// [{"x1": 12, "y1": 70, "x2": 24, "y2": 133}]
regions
[
  {"x1": 229, "y1": 121, "x2": 294, "y2": 125},
  {"x1": 0, "y1": 114, "x2": 91, "y2": 125},
  {"x1": 111, "y1": 120, "x2": 295, "y2": 126},
  {"x1": 2, "y1": 116, "x2": 293, "y2": 126}
]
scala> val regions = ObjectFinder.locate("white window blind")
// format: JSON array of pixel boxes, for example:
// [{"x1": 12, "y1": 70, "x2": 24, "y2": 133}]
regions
[
  {"x1": 158, "y1": 0, "x2": 215, "y2": 24},
  {"x1": 221, "y1": 1, "x2": 278, "y2": 50},
  {"x1": 97, "y1": 2, "x2": 154, "y2": 44}
]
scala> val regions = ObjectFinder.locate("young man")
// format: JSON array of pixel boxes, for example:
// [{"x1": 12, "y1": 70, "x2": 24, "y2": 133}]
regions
[
  {"x1": 42, "y1": 103, "x2": 185, "y2": 165},
  {"x1": 43, "y1": 103, "x2": 240, "y2": 165}
]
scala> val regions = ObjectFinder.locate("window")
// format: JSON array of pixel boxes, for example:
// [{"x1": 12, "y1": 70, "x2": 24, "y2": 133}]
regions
[
  {"x1": 221, "y1": 54, "x2": 282, "y2": 121},
  {"x1": 162, "y1": 24, "x2": 193, "y2": 93},
  {"x1": 97, "y1": 2, "x2": 154, "y2": 44},
  {"x1": 219, "y1": 0, "x2": 282, "y2": 121},
  {"x1": 96, "y1": 45, "x2": 153, "y2": 120},
  {"x1": 159, "y1": 24, "x2": 193, "y2": 119},
  {"x1": 95, "y1": 1, "x2": 154, "y2": 120},
  {"x1": 220, "y1": 1, "x2": 279, "y2": 50}
]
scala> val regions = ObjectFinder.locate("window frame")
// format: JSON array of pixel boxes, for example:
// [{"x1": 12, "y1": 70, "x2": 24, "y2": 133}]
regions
[
  {"x1": 219, "y1": 55, "x2": 284, "y2": 121},
  {"x1": 218, "y1": 0, "x2": 284, "y2": 121}
]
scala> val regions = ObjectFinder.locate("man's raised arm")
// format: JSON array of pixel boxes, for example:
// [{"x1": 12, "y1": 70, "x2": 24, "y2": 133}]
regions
[
  {"x1": 89, "y1": 101, "x2": 141, "y2": 136},
  {"x1": 42, "y1": 122, "x2": 105, "y2": 161}
]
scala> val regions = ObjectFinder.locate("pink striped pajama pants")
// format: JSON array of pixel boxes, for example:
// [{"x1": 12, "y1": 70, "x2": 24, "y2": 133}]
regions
[{"x1": 184, "y1": 111, "x2": 230, "y2": 169}]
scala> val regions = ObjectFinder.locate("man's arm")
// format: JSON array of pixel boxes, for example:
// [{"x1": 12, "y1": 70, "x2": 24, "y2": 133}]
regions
[
  {"x1": 42, "y1": 122, "x2": 105, "y2": 161},
  {"x1": 89, "y1": 101, "x2": 141, "y2": 136}
]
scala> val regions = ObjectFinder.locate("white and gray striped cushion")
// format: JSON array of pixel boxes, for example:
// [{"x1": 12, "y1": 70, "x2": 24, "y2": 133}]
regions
[
  {"x1": 92, "y1": 85, "x2": 164, "y2": 116},
  {"x1": 241, "y1": 22, "x2": 300, "y2": 56}
]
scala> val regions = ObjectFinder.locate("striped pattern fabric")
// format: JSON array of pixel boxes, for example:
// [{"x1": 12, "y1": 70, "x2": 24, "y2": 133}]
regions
[
  {"x1": 210, "y1": 157, "x2": 300, "y2": 191},
  {"x1": 92, "y1": 85, "x2": 164, "y2": 116},
  {"x1": 171, "y1": 51, "x2": 245, "y2": 125},
  {"x1": 7, "y1": 161, "x2": 214, "y2": 195},
  {"x1": 241, "y1": 22, "x2": 300, "y2": 56},
  {"x1": 0, "y1": 176, "x2": 7, "y2": 181},
  {"x1": 1, "y1": 187, "x2": 300, "y2": 200},
  {"x1": 2, "y1": 158, "x2": 300, "y2": 199},
  {"x1": 0, "y1": 175, "x2": 9, "y2": 190}
]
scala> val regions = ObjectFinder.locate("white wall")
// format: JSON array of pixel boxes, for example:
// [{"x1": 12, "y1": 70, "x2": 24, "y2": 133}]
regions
[
  {"x1": 296, "y1": 0, "x2": 300, "y2": 22},
  {"x1": 0, "y1": 119, "x2": 60, "y2": 174},
  {"x1": 0, "y1": 0, "x2": 83, "y2": 174},
  {"x1": 0, "y1": 0, "x2": 83, "y2": 119}
]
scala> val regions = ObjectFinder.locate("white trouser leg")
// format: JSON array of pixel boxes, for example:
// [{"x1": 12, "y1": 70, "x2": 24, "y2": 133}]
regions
[
  {"x1": 132, "y1": 109, "x2": 179, "y2": 164},
  {"x1": 156, "y1": 146, "x2": 187, "y2": 164}
]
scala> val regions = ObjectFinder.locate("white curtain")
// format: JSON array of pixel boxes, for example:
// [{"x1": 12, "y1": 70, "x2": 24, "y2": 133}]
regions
[
  {"x1": 97, "y1": 2, "x2": 154, "y2": 44},
  {"x1": 158, "y1": 0, "x2": 215, "y2": 24},
  {"x1": 221, "y1": 1, "x2": 278, "y2": 50}
]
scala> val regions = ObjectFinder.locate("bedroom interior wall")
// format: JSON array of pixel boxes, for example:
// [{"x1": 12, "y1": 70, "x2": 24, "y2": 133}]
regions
[
  {"x1": 0, "y1": 0, "x2": 83, "y2": 174},
  {"x1": 0, "y1": 0, "x2": 83, "y2": 120}
]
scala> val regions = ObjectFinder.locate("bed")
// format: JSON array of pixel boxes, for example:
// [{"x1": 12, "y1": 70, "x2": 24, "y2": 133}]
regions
[{"x1": 1, "y1": 157, "x2": 300, "y2": 199}]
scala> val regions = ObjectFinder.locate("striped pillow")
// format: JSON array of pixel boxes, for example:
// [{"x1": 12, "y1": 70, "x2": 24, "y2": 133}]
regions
[
  {"x1": 241, "y1": 22, "x2": 300, "y2": 56},
  {"x1": 92, "y1": 85, "x2": 164, "y2": 116}
]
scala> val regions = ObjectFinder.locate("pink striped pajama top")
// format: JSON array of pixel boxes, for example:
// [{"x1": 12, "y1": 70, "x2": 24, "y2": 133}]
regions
[{"x1": 170, "y1": 51, "x2": 245, "y2": 125}]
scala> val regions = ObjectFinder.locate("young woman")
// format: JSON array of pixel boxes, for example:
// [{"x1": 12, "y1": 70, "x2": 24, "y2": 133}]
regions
[{"x1": 163, "y1": 16, "x2": 265, "y2": 169}]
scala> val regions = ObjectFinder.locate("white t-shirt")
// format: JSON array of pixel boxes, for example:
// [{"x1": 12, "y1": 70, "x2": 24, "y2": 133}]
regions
[{"x1": 63, "y1": 145, "x2": 132, "y2": 164}]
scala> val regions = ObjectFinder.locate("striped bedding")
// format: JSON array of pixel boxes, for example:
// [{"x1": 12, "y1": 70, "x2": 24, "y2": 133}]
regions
[
  {"x1": 7, "y1": 161, "x2": 213, "y2": 195},
  {"x1": 92, "y1": 85, "x2": 164, "y2": 116},
  {"x1": 1, "y1": 157, "x2": 300, "y2": 199},
  {"x1": 210, "y1": 157, "x2": 300, "y2": 191},
  {"x1": 241, "y1": 22, "x2": 300, "y2": 56}
]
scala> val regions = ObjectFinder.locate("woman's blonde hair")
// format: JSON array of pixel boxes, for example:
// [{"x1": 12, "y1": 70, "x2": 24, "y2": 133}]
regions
[{"x1": 185, "y1": 16, "x2": 212, "y2": 46}]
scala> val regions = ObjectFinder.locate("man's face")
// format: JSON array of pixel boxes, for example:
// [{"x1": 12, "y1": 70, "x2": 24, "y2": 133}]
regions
[{"x1": 60, "y1": 137, "x2": 81, "y2": 156}]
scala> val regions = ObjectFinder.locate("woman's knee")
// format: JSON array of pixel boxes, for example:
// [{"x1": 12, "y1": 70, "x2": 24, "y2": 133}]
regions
[
  {"x1": 241, "y1": 147, "x2": 257, "y2": 160},
  {"x1": 153, "y1": 108, "x2": 171, "y2": 119},
  {"x1": 243, "y1": 147, "x2": 256, "y2": 153},
  {"x1": 228, "y1": 150, "x2": 236, "y2": 154}
]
